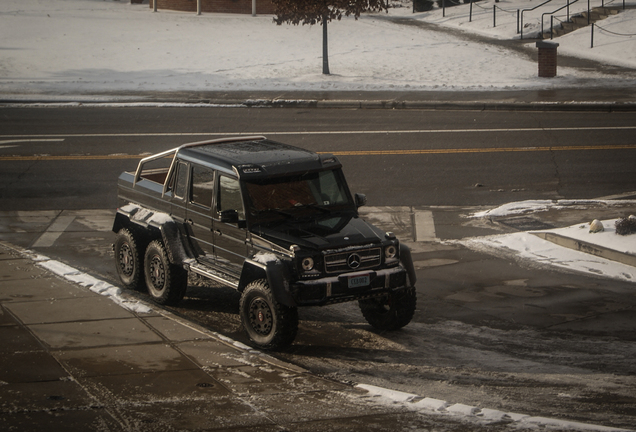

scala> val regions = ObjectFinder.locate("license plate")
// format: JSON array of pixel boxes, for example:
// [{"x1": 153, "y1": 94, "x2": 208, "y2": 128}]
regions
[{"x1": 348, "y1": 274, "x2": 370, "y2": 288}]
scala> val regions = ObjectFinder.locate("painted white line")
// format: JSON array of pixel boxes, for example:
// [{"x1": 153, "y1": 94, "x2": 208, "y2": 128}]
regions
[
  {"x1": 413, "y1": 210, "x2": 437, "y2": 242},
  {"x1": 1, "y1": 126, "x2": 636, "y2": 139},
  {"x1": 0, "y1": 139, "x2": 65, "y2": 144},
  {"x1": 31, "y1": 215, "x2": 76, "y2": 248}
]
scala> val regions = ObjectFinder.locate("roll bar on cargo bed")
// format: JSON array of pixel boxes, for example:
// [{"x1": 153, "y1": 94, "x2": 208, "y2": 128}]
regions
[{"x1": 132, "y1": 136, "x2": 267, "y2": 194}]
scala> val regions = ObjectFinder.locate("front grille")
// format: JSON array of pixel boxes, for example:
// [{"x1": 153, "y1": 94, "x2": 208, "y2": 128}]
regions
[{"x1": 324, "y1": 247, "x2": 381, "y2": 273}]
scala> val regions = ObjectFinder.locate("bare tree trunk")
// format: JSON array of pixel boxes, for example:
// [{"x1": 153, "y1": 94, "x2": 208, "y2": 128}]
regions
[{"x1": 322, "y1": 13, "x2": 330, "y2": 75}]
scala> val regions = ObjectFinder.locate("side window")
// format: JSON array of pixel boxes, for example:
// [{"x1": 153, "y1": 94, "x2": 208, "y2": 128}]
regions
[
  {"x1": 190, "y1": 165, "x2": 215, "y2": 209},
  {"x1": 173, "y1": 161, "x2": 189, "y2": 199},
  {"x1": 218, "y1": 175, "x2": 245, "y2": 220}
]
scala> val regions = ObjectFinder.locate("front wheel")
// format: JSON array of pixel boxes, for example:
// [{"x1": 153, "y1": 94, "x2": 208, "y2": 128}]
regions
[
  {"x1": 239, "y1": 279, "x2": 298, "y2": 350},
  {"x1": 143, "y1": 239, "x2": 187, "y2": 306},
  {"x1": 359, "y1": 285, "x2": 417, "y2": 331}
]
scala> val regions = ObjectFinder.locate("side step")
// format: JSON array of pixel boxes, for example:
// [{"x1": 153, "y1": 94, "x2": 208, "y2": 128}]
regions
[{"x1": 186, "y1": 261, "x2": 240, "y2": 289}]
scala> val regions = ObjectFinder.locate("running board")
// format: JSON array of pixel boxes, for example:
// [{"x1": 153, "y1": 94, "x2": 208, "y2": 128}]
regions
[{"x1": 187, "y1": 262, "x2": 240, "y2": 289}]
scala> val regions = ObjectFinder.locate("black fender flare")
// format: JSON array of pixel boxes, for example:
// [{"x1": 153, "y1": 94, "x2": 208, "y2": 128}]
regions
[
  {"x1": 158, "y1": 221, "x2": 191, "y2": 266},
  {"x1": 239, "y1": 257, "x2": 296, "y2": 308},
  {"x1": 400, "y1": 243, "x2": 417, "y2": 286}
]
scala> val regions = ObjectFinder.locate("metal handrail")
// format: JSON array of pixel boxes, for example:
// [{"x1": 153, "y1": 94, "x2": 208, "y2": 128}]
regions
[
  {"x1": 520, "y1": 0, "x2": 555, "y2": 38},
  {"x1": 542, "y1": 0, "x2": 579, "y2": 38}
]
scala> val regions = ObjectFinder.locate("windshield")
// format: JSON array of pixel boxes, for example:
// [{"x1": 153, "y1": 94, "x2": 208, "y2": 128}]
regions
[{"x1": 244, "y1": 169, "x2": 355, "y2": 223}]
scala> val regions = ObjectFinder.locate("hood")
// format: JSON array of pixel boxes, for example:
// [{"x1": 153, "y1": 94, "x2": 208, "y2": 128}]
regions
[{"x1": 252, "y1": 214, "x2": 387, "y2": 251}]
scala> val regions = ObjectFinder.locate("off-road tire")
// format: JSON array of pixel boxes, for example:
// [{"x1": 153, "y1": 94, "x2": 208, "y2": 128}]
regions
[
  {"x1": 143, "y1": 239, "x2": 188, "y2": 306},
  {"x1": 359, "y1": 285, "x2": 417, "y2": 331},
  {"x1": 114, "y1": 228, "x2": 144, "y2": 291},
  {"x1": 239, "y1": 279, "x2": 298, "y2": 350}
]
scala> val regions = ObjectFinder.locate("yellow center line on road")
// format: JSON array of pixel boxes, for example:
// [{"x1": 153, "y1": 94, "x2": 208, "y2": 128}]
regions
[
  {"x1": 0, "y1": 144, "x2": 634, "y2": 161},
  {"x1": 329, "y1": 144, "x2": 636, "y2": 156}
]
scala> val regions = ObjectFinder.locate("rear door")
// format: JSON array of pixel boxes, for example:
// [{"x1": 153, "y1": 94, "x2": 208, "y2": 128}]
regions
[
  {"x1": 168, "y1": 159, "x2": 189, "y2": 227},
  {"x1": 185, "y1": 164, "x2": 216, "y2": 264}
]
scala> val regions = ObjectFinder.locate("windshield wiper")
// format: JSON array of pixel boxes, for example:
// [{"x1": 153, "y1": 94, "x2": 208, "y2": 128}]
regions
[{"x1": 301, "y1": 203, "x2": 331, "y2": 213}]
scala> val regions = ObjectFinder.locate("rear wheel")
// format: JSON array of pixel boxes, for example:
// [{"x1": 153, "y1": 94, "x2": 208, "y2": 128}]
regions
[
  {"x1": 239, "y1": 279, "x2": 298, "y2": 350},
  {"x1": 114, "y1": 228, "x2": 144, "y2": 291},
  {"x1": 359, "y1": 284, "x2": 417, "y2": 331},
  {"x1": 143, "y1": 239, "x2": 187, "y2": 306}
]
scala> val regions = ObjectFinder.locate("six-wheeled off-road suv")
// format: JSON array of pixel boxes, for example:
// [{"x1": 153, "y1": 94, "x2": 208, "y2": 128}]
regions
[{"x1": 113, "y1": 136, "x2": 416, "y2": 349}]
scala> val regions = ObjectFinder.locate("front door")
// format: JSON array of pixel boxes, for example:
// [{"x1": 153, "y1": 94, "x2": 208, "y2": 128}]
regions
[{"x1": 213, "y1": 174, "x2": 248, "y2": 277}]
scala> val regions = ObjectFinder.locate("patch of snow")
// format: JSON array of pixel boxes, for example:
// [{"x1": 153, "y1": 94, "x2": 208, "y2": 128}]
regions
[
  {"x1": 251, "y1": 252, "x2": 280, "y2": 264},
  {"x1": 355, "y1": 382, "x2": 632, "y2": 431},
  {"x1": 356, "y1": 383, "x2": 420, "y2": 403},
  {"x1": 470, "y1": 199, "x2": 636, "y2": 218},
  {"x1": 412, "y1": 397, "x2": 450, "y2": 411},
  {"x1": 35, "y1": 255, "x2": 154, "y2": 313},
  {"x1": 446, "y1": 403, "x2": 480, "y2": 416}
]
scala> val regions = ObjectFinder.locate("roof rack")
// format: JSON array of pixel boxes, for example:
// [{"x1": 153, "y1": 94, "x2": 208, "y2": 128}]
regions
[
  {"x1": 177, "y1": 135, "x2": 267, "y2": 151},
  {"x1": 133, "y1": 136, "x2": 266, "y2": 188}
]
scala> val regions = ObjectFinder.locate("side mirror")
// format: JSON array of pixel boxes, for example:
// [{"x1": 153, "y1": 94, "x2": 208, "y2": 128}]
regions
[
  {"x1": 355, "y1": 193, "x2": 367, "y2": 208},
  {"x1": 219, "y1": 209, "x2": 239, "y2": 223}
]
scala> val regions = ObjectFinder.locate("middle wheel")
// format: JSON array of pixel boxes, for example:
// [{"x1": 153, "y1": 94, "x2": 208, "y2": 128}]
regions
[{"x1": 143, "y1": 239, "x2": 188, "y2": 306}]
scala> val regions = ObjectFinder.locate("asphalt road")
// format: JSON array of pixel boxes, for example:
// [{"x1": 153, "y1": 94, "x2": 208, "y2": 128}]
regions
[
  {"x1": 1, "y1": 106, "x2": 636, "y2": 210},
  {"x1": 2, "y1": 106, "x2": 636, "y2": 430}
]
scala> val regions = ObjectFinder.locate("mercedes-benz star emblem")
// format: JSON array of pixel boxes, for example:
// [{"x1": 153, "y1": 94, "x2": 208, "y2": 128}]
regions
[{"x1": 347, "y1": 253, "x2": 361, "y2": 269}]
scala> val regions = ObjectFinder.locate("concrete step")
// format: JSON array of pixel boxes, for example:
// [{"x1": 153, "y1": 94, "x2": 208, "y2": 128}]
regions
[
  {"x1": 548, "y1": 6, "x2": 623, "y2": 39},
  {"x1": 571, "y1": 16, "x2": 589, "y2": 25}
]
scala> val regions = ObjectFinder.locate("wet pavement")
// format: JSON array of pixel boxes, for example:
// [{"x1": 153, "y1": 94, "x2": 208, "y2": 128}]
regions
[{"x1": 1, "y1": 199, "x2": 635, "y2": 431}]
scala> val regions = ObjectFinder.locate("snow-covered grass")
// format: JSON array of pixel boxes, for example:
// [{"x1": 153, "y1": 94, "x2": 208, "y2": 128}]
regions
[{"x1": 0, "y1": 0, "x2": 634, "y2": 97}]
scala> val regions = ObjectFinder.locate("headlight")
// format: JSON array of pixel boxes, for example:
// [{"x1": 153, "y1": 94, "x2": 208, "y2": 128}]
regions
[
  {"x1": 301, "y1": 257, "x2": 314, "y2": 271},
  {"x1": 385, "y1": 245, "x2": 397, "y2": 259}
]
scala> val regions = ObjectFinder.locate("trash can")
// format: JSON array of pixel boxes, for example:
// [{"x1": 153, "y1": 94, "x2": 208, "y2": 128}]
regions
[{"x1": 536, "y1": 41, "x2": 559, "y2": 78}]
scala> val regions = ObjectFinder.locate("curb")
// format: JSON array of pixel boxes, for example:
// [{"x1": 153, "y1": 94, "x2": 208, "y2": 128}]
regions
[
  {"x1": 2, "y1": 98, "x2": 636, "y2": 112},
  {"x1": 532, "y1": 231, "x2": 636, "y2": 267}
]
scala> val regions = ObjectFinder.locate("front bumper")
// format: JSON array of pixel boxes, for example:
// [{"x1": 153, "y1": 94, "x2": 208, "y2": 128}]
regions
[{"x1": 292, "y1": 266, "x2": 408, "y2": 306}]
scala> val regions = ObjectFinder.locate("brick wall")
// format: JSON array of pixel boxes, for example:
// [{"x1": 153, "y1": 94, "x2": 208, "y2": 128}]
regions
[
  {"x1": 536, "y1": 41, "x2": 559, "y2": 78},
  {"x1": 537, "y1": 47, "x2": 558, "y2": 77},
  {"x1": 149, "y1": 0, "x2": 276, "y2": 14}
]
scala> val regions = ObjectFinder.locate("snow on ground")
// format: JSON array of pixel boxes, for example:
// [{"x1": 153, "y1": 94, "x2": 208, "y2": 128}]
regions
[
  {"x1": 457, "y1": 200, "x2": 636, "y2": 284},
  {"x1": 470, "y1": 199, "x2": 636, "y2": 218},
  {"x1": 0, "y1": 0, "x2": 634, "y2": 96}
]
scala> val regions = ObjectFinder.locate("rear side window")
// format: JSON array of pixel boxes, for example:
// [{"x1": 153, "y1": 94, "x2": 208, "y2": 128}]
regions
[
  {"x1": 173, "y1": 161, "x2": 189, "y2": 199},
  {"x1": 191, "y1": 165, "x2": 215, "y2": 208}
]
